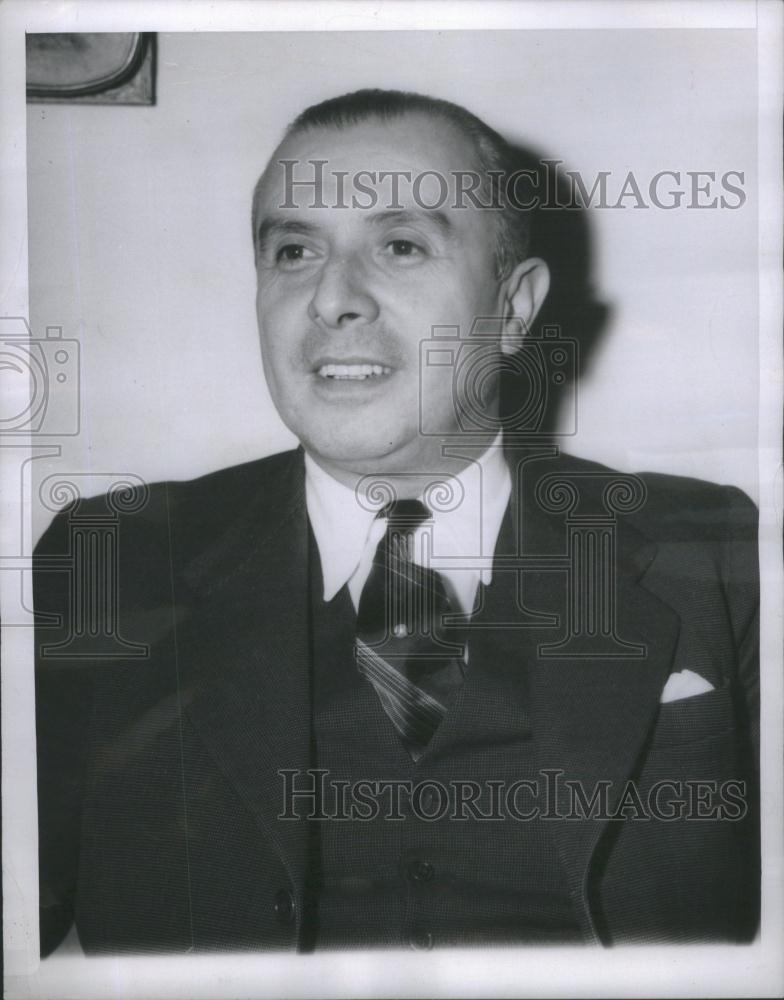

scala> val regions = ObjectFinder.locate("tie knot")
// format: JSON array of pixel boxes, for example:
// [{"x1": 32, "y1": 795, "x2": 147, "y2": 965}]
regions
[{"x1": 380, "y1": 499, "x2": 431, "y2": 531}]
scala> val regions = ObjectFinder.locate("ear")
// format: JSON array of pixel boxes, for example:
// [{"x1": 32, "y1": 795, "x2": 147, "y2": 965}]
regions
[{"x1": 498, "y1": 257, "x2": 550, "y2": 356}]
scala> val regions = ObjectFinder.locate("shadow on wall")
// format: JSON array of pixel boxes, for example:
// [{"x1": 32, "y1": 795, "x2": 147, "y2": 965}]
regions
[{"x1": 500, "y1": 142, "x2": 611, "y2": 441}]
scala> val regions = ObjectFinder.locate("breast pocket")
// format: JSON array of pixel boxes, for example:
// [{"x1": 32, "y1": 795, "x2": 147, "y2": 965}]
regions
[{"x1": 651, "y1": 682, "x2": 736, "y2": 747}]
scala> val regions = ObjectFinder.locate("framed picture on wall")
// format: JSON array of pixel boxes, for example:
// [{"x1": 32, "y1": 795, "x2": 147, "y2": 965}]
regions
[{"x1": 26, "y1": 32, "x2": 155, "y2": 104}]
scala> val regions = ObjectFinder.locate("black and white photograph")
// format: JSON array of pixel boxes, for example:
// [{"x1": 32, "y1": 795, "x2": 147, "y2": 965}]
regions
[{"x1": 1, "y1": 1, "x2": 782, "y2": 997}]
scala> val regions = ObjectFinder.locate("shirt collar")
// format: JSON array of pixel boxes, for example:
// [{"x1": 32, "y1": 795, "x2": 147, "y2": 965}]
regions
[
  {"x1": 304, "y1": 433, "x2": 511, "y2": 609},
  {"x1": 426, "y1": 435, "x2": 510, "y2": 613},
  {"x1": 304, "y1": 452, "x2": 379, "y2": 603}
]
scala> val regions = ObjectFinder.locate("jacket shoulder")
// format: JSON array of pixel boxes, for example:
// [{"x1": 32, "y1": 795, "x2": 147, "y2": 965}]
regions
[
  {"x1": 632, "y1": 469, "x2": 756, "y2": 544},
  {"x1": 533, "y1": 451, "x2": 757, "y2": 544},
  {"x1": 34, "y1": 448, "x2": 304, "y2": 558}
]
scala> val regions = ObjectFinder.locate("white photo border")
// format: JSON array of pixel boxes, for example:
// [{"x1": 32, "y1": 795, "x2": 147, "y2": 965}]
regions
[{"x1": 2, "y1": 2, "x2": 782, "y2": 997}]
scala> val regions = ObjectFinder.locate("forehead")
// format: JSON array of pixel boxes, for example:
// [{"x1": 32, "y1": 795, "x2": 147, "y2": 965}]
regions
[{"x1": 255, "y1": 113, "x2": 482, "y2": 215}]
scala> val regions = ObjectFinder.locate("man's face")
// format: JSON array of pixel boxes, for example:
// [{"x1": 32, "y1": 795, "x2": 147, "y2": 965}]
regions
[{"x1": 254, "y1": 113, "x2": 505, "y2": 481}]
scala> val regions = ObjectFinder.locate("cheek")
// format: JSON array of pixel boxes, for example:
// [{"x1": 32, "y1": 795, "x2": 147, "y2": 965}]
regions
[
  {"x1": 257, "y1": 295, "x2": 304, "y2": 369},
  {"x1": 257, "y1": 272, "x2": 306, "y2": 318},
  {"x1": 410, "y1": 269, "x2": 496, "y2": 332}
]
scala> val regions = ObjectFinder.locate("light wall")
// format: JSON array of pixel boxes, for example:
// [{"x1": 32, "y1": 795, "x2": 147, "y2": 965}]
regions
[{"x1": 26, "y1": 29, "x2": 758, "y2": 540}]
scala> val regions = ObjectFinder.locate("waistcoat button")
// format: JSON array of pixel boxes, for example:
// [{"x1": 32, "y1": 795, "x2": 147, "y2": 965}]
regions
[
  {"x1": 274, "y1": 888, "x2": 295, "y2": 924},
  {"x1": 409, "y1": 926, "x2": 434, "y2": 950},
  {"x1": 409, "y1": 859, "x2": 435, "y2": 883}
]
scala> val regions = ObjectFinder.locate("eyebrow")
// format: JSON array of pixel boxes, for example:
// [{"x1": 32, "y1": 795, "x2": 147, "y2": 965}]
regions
[
  {"x1": 368, "y1": 209, "x2": 455, "y2": 239},
  {"x1": 255, "y1": 217, "x2": 321, "y2": 254}
]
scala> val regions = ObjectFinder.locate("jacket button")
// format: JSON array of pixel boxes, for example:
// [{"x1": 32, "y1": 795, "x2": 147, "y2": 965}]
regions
[
  {"x1": 408, "y1": 859, "x2": 435, "y2": 883},
  {"x1": 420, "y1": 789, "x2": 437, "y2": 813},
  {"x1": 274, "y1": 888, "x2": 295, "y2": 924},
  {"x1": 409, "y1": 926, "x2": 434, "y2": 951}
]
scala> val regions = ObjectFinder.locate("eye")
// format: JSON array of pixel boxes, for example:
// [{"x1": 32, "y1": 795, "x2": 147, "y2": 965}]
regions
[
  {"x1": 275, "y1": 244, "x2": 317, "y2": 267},
  {"x1": 380, "y1": 237, "x2": 429, "y2": 267},
  {"x1": 386, "y1": 239, "x2": 424, "y2": 257}
]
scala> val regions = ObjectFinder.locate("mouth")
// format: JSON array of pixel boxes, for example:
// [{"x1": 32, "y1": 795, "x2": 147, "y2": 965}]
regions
[{"x1": 316, "y1": 362, "x2": 393, "y2": 381}]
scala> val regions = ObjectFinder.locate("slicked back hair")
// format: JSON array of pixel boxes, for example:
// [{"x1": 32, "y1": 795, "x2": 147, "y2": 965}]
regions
[{"x1": 252, "y1": 88, "x2": 531, "y2": 279}]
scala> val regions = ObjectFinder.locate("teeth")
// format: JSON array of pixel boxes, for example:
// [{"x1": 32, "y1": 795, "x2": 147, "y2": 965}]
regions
[{"x1": 317, "y1": 363, "x2": 392, "y2": 380}]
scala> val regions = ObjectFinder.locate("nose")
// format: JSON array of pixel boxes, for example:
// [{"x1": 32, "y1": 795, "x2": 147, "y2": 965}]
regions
[{"x1": 307, "y1": 255, "x2": 380, "y2": 329}]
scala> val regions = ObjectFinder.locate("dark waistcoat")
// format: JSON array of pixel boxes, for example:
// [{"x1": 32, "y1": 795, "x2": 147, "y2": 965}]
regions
[{"x1": 306, "y1": 515, "x2": 582, "y2": 950}]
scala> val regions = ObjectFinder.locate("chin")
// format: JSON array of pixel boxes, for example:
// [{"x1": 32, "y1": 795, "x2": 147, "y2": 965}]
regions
[{"x1": 303, "y1": 427, "x2": 418, "y2": 474}]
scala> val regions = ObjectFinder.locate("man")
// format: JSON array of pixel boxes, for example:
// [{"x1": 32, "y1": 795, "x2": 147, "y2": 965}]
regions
[{"x1": 35, "y1": 90, "x2": 759, "y2": 954}]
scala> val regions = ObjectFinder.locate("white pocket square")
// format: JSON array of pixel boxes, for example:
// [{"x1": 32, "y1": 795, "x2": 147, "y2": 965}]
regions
[{"x1": 660, "y1": 669, "x2": 715, "y2": 703}]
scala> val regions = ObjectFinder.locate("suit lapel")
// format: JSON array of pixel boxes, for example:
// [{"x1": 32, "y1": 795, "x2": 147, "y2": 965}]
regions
[
  {"x1": 510, "y1": 454, "x2": 681, "y2": 940},
  {"x1": 176, "y1": 450, "x2": 313, "y2": 911}
]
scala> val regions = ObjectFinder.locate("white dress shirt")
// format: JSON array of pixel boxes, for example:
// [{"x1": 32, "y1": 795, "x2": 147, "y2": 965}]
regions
[{"x1": 305, "y1": 434, "x2": 512, "y2": 616}]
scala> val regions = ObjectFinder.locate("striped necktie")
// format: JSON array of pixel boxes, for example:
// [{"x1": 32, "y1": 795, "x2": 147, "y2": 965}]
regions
[{"x1": 355, "y1": 499, "x2": 466, "y2": 760}]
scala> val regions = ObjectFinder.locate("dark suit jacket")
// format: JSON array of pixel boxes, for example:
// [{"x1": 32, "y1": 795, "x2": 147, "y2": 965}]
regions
[{"x1": 34, "y1": 447, "x2": 759, "y2": 954}]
